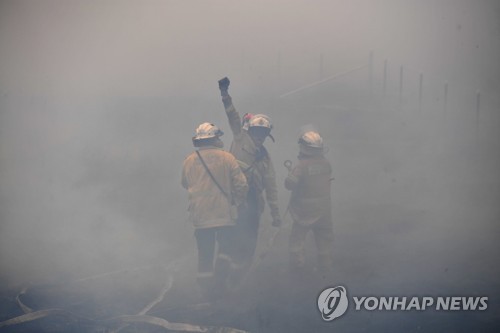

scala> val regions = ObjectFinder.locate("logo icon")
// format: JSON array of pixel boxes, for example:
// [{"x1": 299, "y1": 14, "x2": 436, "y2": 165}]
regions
[{"x1": 318, "y1": 286, "x2": 349, "y2": 321}]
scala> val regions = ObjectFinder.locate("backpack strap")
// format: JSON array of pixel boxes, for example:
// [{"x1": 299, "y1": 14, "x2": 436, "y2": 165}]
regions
[{"x1": 196, "y1": 150, "x2": 230, "y2": 200}]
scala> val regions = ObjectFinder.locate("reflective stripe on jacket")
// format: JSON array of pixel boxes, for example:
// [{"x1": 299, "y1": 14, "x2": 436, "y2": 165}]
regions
[{"x1": 182, "y1": 146, "x2": 248, "y2": 229}]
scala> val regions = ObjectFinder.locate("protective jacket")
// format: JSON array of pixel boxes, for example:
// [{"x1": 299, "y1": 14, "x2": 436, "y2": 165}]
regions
[
  {"x1": 285, "y1": 154, "x2": 332, "y2": 226},
  {"x1": 222, "y1": 96, "x2": 280, "y2": 220},
  {"x1": 182, "y1": 146, "x2": 248, "y2": 229}
]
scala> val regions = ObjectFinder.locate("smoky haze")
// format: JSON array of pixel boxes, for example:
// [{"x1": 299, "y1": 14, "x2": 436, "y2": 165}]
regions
[{"x1": 0, "y1": 0, "x2": 499, "y2": 331}]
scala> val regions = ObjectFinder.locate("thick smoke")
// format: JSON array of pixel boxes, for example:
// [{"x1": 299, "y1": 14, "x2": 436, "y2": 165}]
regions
[{"x1": 0, "y1": 1, "x2": 499, "y2": 331}]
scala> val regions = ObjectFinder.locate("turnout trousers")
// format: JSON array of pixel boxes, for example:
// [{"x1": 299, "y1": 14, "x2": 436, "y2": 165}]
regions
[
  {"x1": 231, "y1": 186, "x2": 260, "y2": 268},
  {"x1": 194, "y1": 226, "x2": 234, "y2": 296},
  {"x1": 289, "y1": 214, "x2": 333, "y2": 271}
]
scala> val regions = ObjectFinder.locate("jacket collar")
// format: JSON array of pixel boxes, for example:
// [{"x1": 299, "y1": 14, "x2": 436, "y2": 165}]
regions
[{"x1": 197, "y1": 145, "x2": 223, "y2": 151}]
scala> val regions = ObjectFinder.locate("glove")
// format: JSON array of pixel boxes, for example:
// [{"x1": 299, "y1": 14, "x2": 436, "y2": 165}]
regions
[
  {"x1": 272, "y1": 216, "x2": 282, "y2": 227},
  {"x1": 218, "y1": 77, "x2": 230, "y2": 96}
]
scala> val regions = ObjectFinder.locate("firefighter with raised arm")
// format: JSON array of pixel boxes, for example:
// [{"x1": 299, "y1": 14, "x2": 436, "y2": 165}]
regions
[
  {"x1": 218, "y1": 77, "x2": 282, "y2": 274},
  {"x1": 181, "y1": 122, "x2": 248, "y2": 299},
  {"x1": 285, "y1": 130, "x2": 334, "y2": 273}
]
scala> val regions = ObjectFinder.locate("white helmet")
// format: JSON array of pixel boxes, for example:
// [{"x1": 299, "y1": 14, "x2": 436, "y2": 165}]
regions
[
  {"x1": 248, "y1": 114, "x2": 272, "y2": 130},
  {"x1": 192, "y1": 122, "x2": 224, "y2": 141},
  {"x1": 299, "y1": 131, "x2": 323, "y2": 148}
]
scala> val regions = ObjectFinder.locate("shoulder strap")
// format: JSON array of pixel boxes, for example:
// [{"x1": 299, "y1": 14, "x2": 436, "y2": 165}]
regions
[{"x1": 196, "y1": 150, "x2": 230, "y2": 199}]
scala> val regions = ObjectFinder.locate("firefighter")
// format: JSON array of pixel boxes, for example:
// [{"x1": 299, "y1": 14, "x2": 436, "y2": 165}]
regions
[
  {"x1": 181, "y1": 122, "x2": 248, "y2": 298},
  {"x1": 285, "y1": 130, "x2": 333, "y2": 272},
  {"x1": 218, "y1": 77, "x2": 282, "y2": 273}
]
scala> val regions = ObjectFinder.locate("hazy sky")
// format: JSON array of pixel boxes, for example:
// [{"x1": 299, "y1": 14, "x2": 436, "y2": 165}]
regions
[{"x1": 1, "y1": 0, "x2": 499, "y2": 97}]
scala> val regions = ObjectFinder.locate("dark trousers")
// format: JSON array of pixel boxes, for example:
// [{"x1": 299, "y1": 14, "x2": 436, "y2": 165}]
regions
[
  {"x1": 231, "y1": 187, "x2": 260, "y2": 267},
  {"x1": 194, "y1": 226, "x2": 233, "y2": 274}
]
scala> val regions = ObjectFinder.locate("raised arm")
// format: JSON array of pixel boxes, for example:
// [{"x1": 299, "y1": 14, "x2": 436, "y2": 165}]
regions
[{"x1": 219, "y1": 77, "x2": 242, "y2": 136}]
